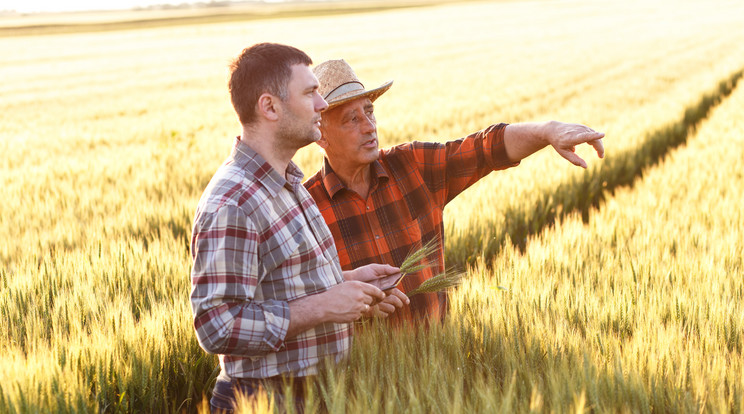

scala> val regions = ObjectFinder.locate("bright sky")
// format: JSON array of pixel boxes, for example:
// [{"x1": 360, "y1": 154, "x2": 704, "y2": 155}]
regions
[{"x1": 2, "y1": 0, "x2": 240, "y2": 13}]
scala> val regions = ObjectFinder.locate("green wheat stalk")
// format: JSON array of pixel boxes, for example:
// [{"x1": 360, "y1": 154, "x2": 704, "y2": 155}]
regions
[
  {"x1": 398, "y1": 238, "x2": 439, "y2": 276},
  {"x1": 406, "y1": 270, "x2": 463, "y2": 297},
  {"x1": 397, "y1": 239, "x2": 464, "y2": 297}
]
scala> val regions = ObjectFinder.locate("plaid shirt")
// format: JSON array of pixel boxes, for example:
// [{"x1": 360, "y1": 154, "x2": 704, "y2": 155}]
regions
[
  {"x1": 304, "y1": 124, "x2": 518, "y2": 322},
  {"x1": 190, "y1": 138, "x2": 349, "y2": 379}
]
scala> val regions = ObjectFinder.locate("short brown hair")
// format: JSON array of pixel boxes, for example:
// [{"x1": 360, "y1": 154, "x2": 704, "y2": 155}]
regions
[{"x1": 228, "y1": 43, "x2": 312, "y2": 125}]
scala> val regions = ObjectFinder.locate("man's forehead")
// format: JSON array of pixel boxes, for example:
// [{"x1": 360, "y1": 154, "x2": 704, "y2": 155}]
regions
[
  {"x1": 330, "y1": 97, "x2": 373, "y2": 115},
  {"x1": 291, "y1": 63, "x2": 319, "y2": 87}
]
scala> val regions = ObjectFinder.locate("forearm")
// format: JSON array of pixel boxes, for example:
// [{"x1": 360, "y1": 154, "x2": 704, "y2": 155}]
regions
[
  {"x1": 287, "y1": 280, "x2": 385, "y2": 338},
  {"x1": 286, "y1": 293, "x2": 330, "y2": 339},
  {"x1": 503, "y1": 121, "x2": 550, "y2": 163}
]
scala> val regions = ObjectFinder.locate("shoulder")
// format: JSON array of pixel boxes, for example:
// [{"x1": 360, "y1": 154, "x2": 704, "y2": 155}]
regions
[
  {"x1": 382, "y1": 140, "x2": 443, "y2": 156},
  {"x1": 195, "y1": 162, "x2": 266, "y2": 222},
  {"x1": 380, "y1": 140, "x2": 444, "y2": 167}
]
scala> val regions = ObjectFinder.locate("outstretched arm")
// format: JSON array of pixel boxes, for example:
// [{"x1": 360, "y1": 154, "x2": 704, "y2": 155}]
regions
[{"x1": 504, "y1": 121, "x2": 605, "y2": 168}]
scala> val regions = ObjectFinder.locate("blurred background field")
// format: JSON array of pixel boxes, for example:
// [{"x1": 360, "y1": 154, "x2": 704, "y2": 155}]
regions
[{"x1": 1, "y1": 0, "x2": 743, "y2": 412}]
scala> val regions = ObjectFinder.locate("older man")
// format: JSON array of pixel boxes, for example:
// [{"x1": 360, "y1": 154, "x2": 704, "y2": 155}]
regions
[
  {"x1": 303, "y1": 59, "x2": 605, "y2": 322},
  {"x1": 190, "y1": 45, "x2": 403, "y2": 413}
]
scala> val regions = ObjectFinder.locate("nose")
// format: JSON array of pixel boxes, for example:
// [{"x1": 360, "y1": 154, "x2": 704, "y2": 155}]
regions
[
  {"x1": 315, "y1": 92, "x2": 328, "y2": 112},
  {"x1": 361, "y1": 113, "x2": 376, "y2": 133}
]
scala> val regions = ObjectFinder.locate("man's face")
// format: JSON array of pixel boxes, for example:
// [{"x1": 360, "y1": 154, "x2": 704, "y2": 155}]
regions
[
  {"x1": 318, "y1": 97, "x2": 379, "y2": 168},
  {"x1": 276, "y1": 64, "x2": 328, "y2": 149}
]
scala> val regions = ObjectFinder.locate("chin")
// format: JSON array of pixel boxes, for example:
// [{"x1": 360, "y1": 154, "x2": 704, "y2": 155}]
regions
[{"x1": 365, "y1": 149, "x2": 380, "y2": 163}]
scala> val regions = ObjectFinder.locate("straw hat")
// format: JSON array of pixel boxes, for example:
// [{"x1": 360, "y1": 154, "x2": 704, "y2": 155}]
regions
[{"x1": 313, "y1": 59, "x2": 393, "y2": 110}]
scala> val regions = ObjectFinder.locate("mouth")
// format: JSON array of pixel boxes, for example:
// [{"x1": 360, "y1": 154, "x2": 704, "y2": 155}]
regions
[{"x1": 361, "y1": 137, "x2": 377, "y2": 148}]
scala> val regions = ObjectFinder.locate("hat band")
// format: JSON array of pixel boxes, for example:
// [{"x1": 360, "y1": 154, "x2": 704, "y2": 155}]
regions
[{"x1": 324, "y1": 81, "x2": 364, "y2": 101}]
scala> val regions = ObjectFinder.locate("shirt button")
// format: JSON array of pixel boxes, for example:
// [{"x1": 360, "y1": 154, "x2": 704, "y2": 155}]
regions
[
  {"x1": 366, "y1": 206, "x2": 370, "y2": 210},
  {"x1": 375, "y1": 235, "x2": 380, "y2": 239}
]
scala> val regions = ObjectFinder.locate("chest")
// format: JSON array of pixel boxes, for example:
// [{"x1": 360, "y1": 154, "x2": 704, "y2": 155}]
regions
[
  {"x1": 327, "y1": 179, "x2": 444, "y2": 269},
  {"x1": 252, "y1": 187, "x2": 343, "y2": 300}
]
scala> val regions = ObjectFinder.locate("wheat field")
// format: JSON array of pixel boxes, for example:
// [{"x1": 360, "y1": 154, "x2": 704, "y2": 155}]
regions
[{"x1": 2, "y1": 0, "x2": 743, "y2": 412}]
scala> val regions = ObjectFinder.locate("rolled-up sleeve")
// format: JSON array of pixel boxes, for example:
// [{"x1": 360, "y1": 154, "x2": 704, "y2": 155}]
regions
[
  {"x1": 190, "y1": 204, "x2": 290, "y2": 356},
  {"x1": 407, "y1": 123, "x2": 520, "y2": 206}
]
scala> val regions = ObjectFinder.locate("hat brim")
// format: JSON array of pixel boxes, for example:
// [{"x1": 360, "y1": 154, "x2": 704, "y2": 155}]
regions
[{"x1": 324, "y1": 80, "x2": 393, "y2": 111}]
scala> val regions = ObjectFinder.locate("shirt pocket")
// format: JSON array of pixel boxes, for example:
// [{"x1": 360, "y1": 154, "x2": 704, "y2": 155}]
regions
[{"x1": 381, "y1": 200, "x2": 423, "y2": 268}]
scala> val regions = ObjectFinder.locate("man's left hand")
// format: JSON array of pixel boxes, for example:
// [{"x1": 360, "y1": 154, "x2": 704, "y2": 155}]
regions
[
  {"x1": 344, "y1": 263, "x2": 401, "y2": 284},
  {"x1": 366, "y1": 288, "x2": 409, "y2": 318}
]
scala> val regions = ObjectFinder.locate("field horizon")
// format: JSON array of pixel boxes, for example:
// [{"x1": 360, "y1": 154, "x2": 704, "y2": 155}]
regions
[{"x1": 0, "y1": 0, "x2": 475, "y2": 36}]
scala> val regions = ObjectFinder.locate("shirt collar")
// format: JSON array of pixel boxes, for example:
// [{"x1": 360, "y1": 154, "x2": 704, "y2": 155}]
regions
[
  {"x1": 232, "y1": 136, "x2": 305, "y2": 197},
  {"x1": 320, "y1": 156, "x2": 388, "y2": 199}
]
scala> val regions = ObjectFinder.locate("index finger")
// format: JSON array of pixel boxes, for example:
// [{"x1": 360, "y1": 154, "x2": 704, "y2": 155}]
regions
[
  {"x1": 557, "y1": 147, "x2": 587, "y2": 168},
  {"x1": 588, "y1": 137, "x2": 604, "y2": 158},
  {"x1": 372, "y1": 263, "x2": 401, "y2": 276}
]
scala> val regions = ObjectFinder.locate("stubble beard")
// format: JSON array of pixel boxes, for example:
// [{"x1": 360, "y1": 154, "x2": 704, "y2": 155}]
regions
[
  {"x1": 361, "y1": 133, "x2": 380, "y2": 161},
  {"x1": 276, "y1": 113, "x2": 320, "y2": 152}
]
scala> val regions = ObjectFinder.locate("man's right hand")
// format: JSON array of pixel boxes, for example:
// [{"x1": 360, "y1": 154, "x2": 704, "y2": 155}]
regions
[
  {"x1": 287, "y1": 280, "x2": 385, "y2": 339},
  {"x1": 322, "y1": 281, "x2": 385, "y2": 323}
]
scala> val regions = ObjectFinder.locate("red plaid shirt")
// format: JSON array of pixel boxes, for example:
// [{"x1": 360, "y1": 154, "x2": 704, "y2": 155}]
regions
[
  {"x1": 304, "y1": 124, "x2": 519, "y2": 322},
  {"x1": 191, "y1": 138, "x2": 349, "y2": 379}
]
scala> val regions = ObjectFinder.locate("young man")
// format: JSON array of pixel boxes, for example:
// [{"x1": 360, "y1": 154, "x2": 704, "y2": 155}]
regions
[
  {"x1": 304, "y1": 59, "x2": 605, "y2": 322},
  {"x1": 190, "y1": 44, "x2": 403, "y2": 413}
]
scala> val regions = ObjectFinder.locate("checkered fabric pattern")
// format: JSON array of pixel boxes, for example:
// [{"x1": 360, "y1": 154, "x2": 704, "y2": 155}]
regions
[
  {"x1": 191, "y1": 138, "x2": 349, "y2": 378},
  {"x1": 304, "y1": 123, "x2": 519, "y2": 322}
]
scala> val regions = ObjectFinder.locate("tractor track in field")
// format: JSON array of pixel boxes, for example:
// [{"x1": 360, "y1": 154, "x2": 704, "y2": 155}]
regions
[{"x1": 447, "y1": 67, "x2": 744, "y2": 269}]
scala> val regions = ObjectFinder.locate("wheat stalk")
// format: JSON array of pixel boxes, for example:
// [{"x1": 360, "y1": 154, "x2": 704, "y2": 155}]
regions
[
  {"x1": 406, "y1": 270, "x2": 463, "y2": 297},
  {"x1": 396, "y1": 239, "x2": 463, "y2": 297},
  {"x1": 398, "y1": 238, "x2": 439, "y2": 275}
]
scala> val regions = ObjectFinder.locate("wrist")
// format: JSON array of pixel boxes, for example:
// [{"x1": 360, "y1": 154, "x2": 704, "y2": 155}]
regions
[
  {"x1": 307, "y1": 290, "x2": 331, "y2": 321},
  {"x1": 538, "y1": 120, "x2": 555, "y2": 146}
]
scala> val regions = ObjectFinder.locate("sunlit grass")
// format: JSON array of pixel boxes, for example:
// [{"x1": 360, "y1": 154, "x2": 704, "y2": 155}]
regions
[{"x1": 2, "y1": 0, "x2": 744, "y2": 412}]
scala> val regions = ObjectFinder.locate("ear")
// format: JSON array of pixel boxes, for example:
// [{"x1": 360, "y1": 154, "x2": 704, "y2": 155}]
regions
[{"x1": 256, "y1": 93, "x2": 280, "y2": 121}]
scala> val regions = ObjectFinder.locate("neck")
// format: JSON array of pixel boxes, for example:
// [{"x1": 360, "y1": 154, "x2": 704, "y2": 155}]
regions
[
  {"x1": 328, "y1": 158, "x2": 373, "y2": 199},
  {"x1": 241, "y1": 125, "x2": 296, "y2": 177}
]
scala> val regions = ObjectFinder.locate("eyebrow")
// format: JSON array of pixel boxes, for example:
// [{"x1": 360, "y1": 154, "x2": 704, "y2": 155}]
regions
[
  {"x1": 340, "y1": 101, "x2": 374, "y2": 122},
  {"x1": 340, "y1": 109, "x2": 356, "y2": 122}
]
